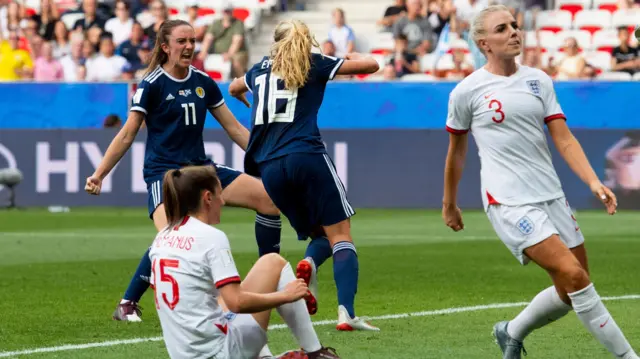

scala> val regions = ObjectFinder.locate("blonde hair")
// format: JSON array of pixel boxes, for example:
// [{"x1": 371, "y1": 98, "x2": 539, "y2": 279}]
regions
[
  {"x1": 270, "y1": 19, "x2": 320, "y2": 90},
  {"x1": 470, "y1": 4, "x2": 511, "y2": 52}
]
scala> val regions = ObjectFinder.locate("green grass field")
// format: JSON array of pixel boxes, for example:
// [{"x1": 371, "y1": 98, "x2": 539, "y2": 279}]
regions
[{"x1": 0, "y1": 207, "x2": 638, "y2": 358}]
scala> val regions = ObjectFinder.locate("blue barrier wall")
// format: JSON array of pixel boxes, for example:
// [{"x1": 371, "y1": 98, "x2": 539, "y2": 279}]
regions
[{"x1": 0, "y1": 82, "x2": 638, "y2": 129}]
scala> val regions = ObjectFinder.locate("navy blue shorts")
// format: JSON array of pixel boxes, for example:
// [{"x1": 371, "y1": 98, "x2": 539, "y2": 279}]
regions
[
  {"x1": 259, "y1": 152, "x2": 355, "y2": 240},
  {"x1": 146, "y1": 161, "x2": 242, "y2": 218}
]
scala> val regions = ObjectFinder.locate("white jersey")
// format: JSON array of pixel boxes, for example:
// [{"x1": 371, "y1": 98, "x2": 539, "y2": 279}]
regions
[
  {"x1": 446, "y1": 65, "x2": 566, "y2": 210},
  {"x1": 149, "y1": 216, "x2": 241, "y2": 359}
]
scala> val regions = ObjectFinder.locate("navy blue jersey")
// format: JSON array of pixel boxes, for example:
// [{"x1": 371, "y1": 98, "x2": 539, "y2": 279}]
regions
[
  {"x1": 243, "y1": 53, "x2": 344, "y2": 175},
  {"x1": 131, "y1": 65, "x2": 225, "y2": 183}
]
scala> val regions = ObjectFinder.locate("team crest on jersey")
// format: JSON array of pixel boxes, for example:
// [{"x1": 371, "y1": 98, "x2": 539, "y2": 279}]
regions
[
  {"x1": 224, "y1": 312, "x2": 237, "y2": 321},
  {"x1": 516, "y1": 216, "x2": 535, "y2": 235},
  {"x1": 178, "y1": 89, "x2": 192, "y2": 97},
  {"x1": 196, "y1": 87, "x2": 205, "y2": 98},
  {"x1": 526, "y1": 80, "x2": 541, "y2": 96}
]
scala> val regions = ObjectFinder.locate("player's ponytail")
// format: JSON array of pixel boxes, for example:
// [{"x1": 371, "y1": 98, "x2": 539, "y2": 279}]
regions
[
  {"x1": 145, "y1": 19, "x2": 192, "y2": 76},
  {"x1": 162, "y1": 166, "x2": 221, "y2": 229},
  {"x1": 270, "y1": 19, "x2": 319, "y2": 90}
]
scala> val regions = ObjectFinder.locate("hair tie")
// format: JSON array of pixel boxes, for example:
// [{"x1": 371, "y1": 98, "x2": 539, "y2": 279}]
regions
[{"x1": 174, "y1": 169, "x2": 181, "y2": 177}]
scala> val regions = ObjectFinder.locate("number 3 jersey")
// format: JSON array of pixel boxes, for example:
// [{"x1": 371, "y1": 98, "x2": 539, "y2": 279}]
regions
[
  {"x1": 130, "y1": 65, "x2": 226, "y2": 184},
  {"x1": 445, "y1": 65, "x2": 566, "y2": 210},
  {"x1": 242, "y1": 53, "x2": 344, "y2": 175},
  {"x1": 149, "y1": 216, "x2": 241, "y2": 359}
]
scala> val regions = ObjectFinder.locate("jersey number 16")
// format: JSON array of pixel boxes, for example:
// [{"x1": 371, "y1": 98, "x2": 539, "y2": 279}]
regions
[{"x1": 254, "y1": 73, "x2": 298, "y2": 126}]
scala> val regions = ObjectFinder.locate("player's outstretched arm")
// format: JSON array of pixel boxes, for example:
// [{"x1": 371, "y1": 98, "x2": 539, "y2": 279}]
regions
[
  {"x1": 442, "y1": 132, "x2": 468, "y2": 231},
  {"x1": 85, "y1": 112, "x2": 144, "y2": 195},
  {"x1": 218, "y1": 279, "x2": 308, "y2": 314},
  {"x1": 548, "y1": 119, "x2": 617, "y2": 214},
  {"x1": 228, "y1": 77, "x2": 251, "y2": 108},
  {"x1": 209, "y1": 104, "x2": 250, "y2": 150},
  {"x1": 337, "y1": 53, "x2": 380, "y2": 75}
]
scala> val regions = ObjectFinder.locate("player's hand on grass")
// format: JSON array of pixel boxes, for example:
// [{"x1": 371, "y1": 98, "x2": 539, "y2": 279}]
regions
[
  {"x1": 589, "y1": 181, "x2": 617, "y2": 215},
  {"x1": 282, "y1": 278, "x2": 309, "y2": 303},
  {"x1": 442, "y1": 203, "x2": 464, "y2": 231},
  {"x1": 85, "y1": 176, "x2": 102, "y2": 195}
]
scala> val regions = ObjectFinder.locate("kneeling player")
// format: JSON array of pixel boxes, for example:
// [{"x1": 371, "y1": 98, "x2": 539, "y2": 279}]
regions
[{"x1": 150, "y1": 165, "x2": 339, "y2": 359}]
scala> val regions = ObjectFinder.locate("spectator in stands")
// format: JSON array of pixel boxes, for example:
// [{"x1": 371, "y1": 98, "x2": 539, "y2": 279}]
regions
[
  {"x1": 378, "y1": 0, "x2": 407, "y2": 32},
  {"x1": 553, "y1": 37, "x2": 586, "y2": 80},
  {"x1": 144, "y1": 0, "x2": 168, "y2": 47},
  {"x1": 103, "y1": 114, "x2": 122, "y2": 128},
  {"x1": 322, "y1": 40, "x2": 336, "y2": 56},
  {"x1": 73, "y1": 0, "x2": 107, "y2": 32},
  {"x1": 434, "y1": 48, "x2": 473, "y2": 79},
  {"x1": 3, "y1": 1, "x2": 27, "y2": 39},
  {"x1": 86, "y1": 33, "x2": 128, "y2": 81},
  {"x1": 198, "y1": 4, "x2": 248, "y2": 78},
  {"x1": 393, "y1": 0, "x2": 435, "y2": 55},
  {"x1": 27, "y1": 34, "x2": 44, "y2": 61},
  {"x1": 611, "y1": 26, "x2": 639, "y2": 75},
  {"x1": 60, "y1": 37, "x2": 84, "y2": 81},
  {"x1": 117, "y1": 22, "x2": 146, "y2": 71},
  {"x1": 34, "y1": 41, "x2": 63, "y2": 81},
  {"x1": 422, "y1": 0, "x2": 456, "y2": 36},
  {"x1": 186, "y1": 5, "x2": 209, "y2": 43},
  {"x1": 32, "y1": 0, "x2": 59, "y2": 41},
  {"x1": 86, "y1": 24, "x2": 103, "y2": 52},
  {"x1": 383, "y1": 33, "x2": 420, "y2": 79},
  {"x1": 0, "y1": 29, "x2": 33, "y2": 81},
  {"x1": 105, "y1": 0, "x2": 134, "y2": 47},
  {"x1": 52, "y1": 20, "x2": 70, "y2": 58},
  {"x1": 327, "y1": 8, "x2": 355, "y2": 58}
]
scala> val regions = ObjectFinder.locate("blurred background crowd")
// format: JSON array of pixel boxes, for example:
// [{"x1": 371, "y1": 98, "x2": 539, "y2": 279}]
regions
[{"x1": 0, "y1": 0, "x2": 639, "y2": 83}]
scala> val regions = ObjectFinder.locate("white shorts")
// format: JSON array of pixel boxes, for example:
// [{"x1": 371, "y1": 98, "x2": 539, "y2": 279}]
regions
[
  {"x1": 212, "y1": 312, "x2": 267, "y2": 359},
  {"x1": 486, "y1": 197, "x2": 585, "y2": 265}
]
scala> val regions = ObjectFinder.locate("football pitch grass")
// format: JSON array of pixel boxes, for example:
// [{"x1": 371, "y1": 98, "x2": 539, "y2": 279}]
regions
[{"x1": 0, "y1": 207, "x2": 639, "y2": 358}]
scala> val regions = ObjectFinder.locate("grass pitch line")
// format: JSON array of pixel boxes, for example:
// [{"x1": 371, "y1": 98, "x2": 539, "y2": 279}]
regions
[{"x1": 1, "y1": 294, "x2": 638, "y2": 357}]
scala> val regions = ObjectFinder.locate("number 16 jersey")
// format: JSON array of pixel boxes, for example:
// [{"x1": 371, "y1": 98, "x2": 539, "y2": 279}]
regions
[
  {"x1": 445, "y1": 65, "x2": 566, "y2": 210},
  {"x1": 243, "y1": 54, "x2": 344, "y2": 175}
]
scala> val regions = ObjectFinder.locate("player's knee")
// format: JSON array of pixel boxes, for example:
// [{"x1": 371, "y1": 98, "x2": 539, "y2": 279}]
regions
[
  {"x1": 258, "y1": 252, "x2": 286, "y2": 267},
  {"x1": 256, "y1": 195, "x2": 279, "y2": 216},
  {"x1": 558, "y1": 264, "x2": 590, "y2": 293}
]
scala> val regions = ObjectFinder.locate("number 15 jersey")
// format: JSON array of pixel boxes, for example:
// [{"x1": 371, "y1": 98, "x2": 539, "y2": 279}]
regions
[
  {"x1": 242, "y1": 54, "x2": 344, "y2": 175},
  {"x1": 445, "y1": 65, "x2": 566, "y2": 210}
]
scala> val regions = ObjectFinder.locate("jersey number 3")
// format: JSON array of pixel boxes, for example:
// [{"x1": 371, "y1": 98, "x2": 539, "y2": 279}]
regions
[
  {"x1": 489, "y1": 99, "x2": 505, "y2": 123},
  {"x1": 152, "y1": 258, "x2": 180, "y2": 310},
  {"x1": 254, "y1": 73, "x2": 298, "y2": 125}
]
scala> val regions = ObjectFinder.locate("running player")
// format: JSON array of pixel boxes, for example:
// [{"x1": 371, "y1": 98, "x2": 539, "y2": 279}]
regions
[
  {"x1": 85, "y1": 19, "x2": 281, "y2": 334},
  {"x1": 150, "y1": 165, "x2": 340, "y2": 359},
  {"x1": 442, "y1": 5, "x2": 639, "y2": 359},
  {"x1": 228, "y1": 19, "x2": 380, "y2": 331}
]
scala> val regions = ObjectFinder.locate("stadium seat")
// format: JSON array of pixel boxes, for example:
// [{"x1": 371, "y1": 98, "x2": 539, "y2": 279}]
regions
[
  {"x1": 198, "y1": 7, "x2": 216, "y2": 16},
  {"x1": 592, "y1": 0, "x2": 618, "y2": 13},
  {"x1": 420, "y1": 53, "x2": 437, "y2": 73},
  {"x1": 204, "y1": 54, "x2": 231, "y2": 81},
  {"x1": 168, "y1": 7, "x2": 180, "y2": 15},
  {"x1": 362, "y1": 74, "x2": 385, "y2": 82},
  {"x1": 401, "y1": 74, "x2": 436, "y2": 82},
  {"x1": 536, "y1": 10, "x2": 573, "y2": 33},
  {"x1": 369, "y1": 32, "x2": 395, "y2": 54},
  {"x1": 538, "y1": 30, "x2": 561, "y2": 51},
  {"x1": 592, "y1": 29, "x2": 620, "y2": 51},
  {"x1": 611, "y1": 9, "x2": 640, "y2": 34},
  {"x1": 633, "y1": 72, "x2": 640, "y2": 81},
  {"x1": 434, "y1": 53, "x2": 455, "y2": 71},
  {"x1": 597, "y1": 71, "x2": 633, "y2": 80},
  {"x1": 448, "y1": 39, "x2": 470, "y2": 53},
  {"x1": 583, "y1": 50, "x2": 612, "y2": 71},
  {"x1": 61, "y1": 13, "x2": 85, "y2": 30},
  {"x1": 555, "y1": 0, "x2": 591, "y2": 18},
  {"x1": 555, "y1": 30, "x2": 592, "y2": 50},
  {"x1": 574, "y1": 10, "x2": 612, "y2": 34}
]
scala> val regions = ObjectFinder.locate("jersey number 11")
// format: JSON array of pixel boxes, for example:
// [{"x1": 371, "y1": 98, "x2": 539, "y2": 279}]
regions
[{"x1": 254, "y1": 73, "x2": 298, "y2": 125}]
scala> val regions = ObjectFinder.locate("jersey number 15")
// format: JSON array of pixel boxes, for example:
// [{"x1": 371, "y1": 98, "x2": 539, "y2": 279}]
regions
[
  {"x1": 254, "y1": 73, "x2": 298, "y2": 126},
  {"x1": 152, "y1": 258, "x2": 180, "y2": 310}
]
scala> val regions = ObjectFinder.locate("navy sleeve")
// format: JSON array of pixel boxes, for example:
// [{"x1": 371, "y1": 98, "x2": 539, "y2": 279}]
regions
[
  {"x1": 312, "y1": 53, "x2": 344, "y2": 82},
  {"x1": 205, "y1": 77, "x2": 225, "y2": 109},
  {"x1": 130, "y1": 79, "x2": 155, "y2": 115},
  {"x1": 243, "y1": 61, "x2": 262, "y2": 93}
]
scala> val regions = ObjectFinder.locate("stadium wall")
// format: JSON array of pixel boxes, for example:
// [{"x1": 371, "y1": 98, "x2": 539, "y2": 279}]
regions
[
  {"x1": 0, "y1": 82, "x2": 639, "y2": 129},
  {"x1": 0, "y1": 129, "x2": 636, "y2": 210}
]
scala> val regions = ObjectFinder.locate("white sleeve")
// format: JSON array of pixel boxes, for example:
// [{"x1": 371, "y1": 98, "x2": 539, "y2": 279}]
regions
[
  {"x1": 205, "y1": 232, "x2": 241, "y2": 289},
  {"x1": 445, "y1": 86, "x2": 471, "y2": 134},
  {"x1": 540, "y1": 74, "x2": 566, "y2": 124}
]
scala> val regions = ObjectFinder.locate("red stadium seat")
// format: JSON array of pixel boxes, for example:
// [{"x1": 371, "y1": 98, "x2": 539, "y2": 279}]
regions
[
  {"x1": 25, "y1": 7, "x2": 37, "y2": 17},
  {"x1": 206, "y1": 71, "x2": 223, "y2": 80},
  {"x1": 592, "y1": 29, "x2": 620, "y2": 52},
  {"x1": 593, "y1": 0, "x2": 619, "y2": 13},
  {"x1": 574, "y1": 10, "x2": 612, "y2": 35},
  {"x1": 536, "y1": 10, "x2": 572, "y2": 33},
  {"x1": 168, "y1": 7, "x2": 179, "y2": 15},
  {"x1": 198, "y1": 7, "x2": 215, "y2": 16},
  {"x1": 555, "y1": 0, "x2": 590, "y2": 18},
  {"x1": 232, "y1": 8, "x2": 250, "y2": 21}
]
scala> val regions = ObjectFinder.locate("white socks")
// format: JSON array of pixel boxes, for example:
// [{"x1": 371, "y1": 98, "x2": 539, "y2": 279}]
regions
[
  {"x1": 276, "y1": 262, "x2": 322, "y2": 353},
  {"x1": 568, "y1": 283, "x2": 637, "y2": 358},
  {"x1": 258, "y1": 345, "x2": 273, "y2": 358},
  {"x1": 507, "y1": 286, "x2": 572, "y2": 341}
]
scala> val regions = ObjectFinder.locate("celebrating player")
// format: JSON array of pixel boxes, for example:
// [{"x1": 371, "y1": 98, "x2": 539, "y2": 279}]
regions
[
  {"x1": 84, "y1": 20, "x2": 282, "y2": 330},
  {"x1": 442, "y1": 5, "x2": 639, "y2": 359},
  {"x1": 228, "y1": 20, "x2": 380, "y2": 331},
  {"x1": 150, "y1": 165, "x2": 340, "y2": 359}
]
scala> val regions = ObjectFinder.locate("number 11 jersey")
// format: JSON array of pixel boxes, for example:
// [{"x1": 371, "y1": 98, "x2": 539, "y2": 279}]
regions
[{"x1": 243, "y1": 54, "x2": 344, "y2": 175}]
